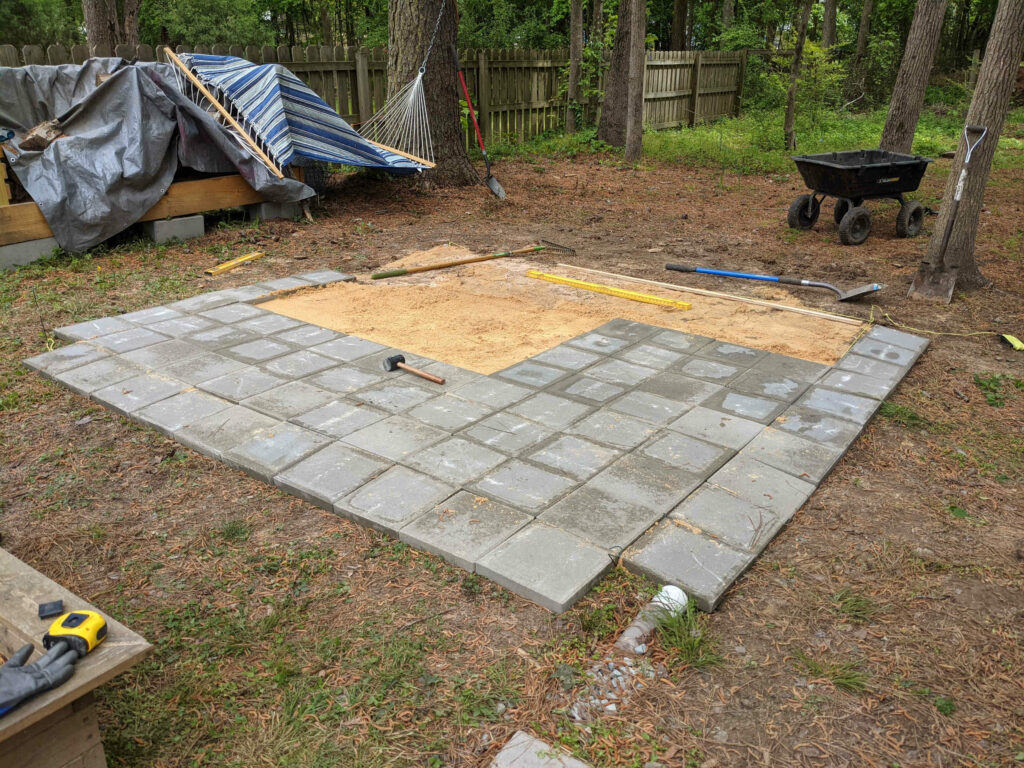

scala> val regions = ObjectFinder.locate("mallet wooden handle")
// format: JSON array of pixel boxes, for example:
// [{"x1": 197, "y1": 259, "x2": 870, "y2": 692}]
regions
[{"x1": 398, "y1": 362, "x2": 445, "y2": 385}]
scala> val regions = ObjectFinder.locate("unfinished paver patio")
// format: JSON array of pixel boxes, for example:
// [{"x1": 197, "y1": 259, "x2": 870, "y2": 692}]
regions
[{"x1": 25, "y1": 270, "x2": 928, "y2": 612}]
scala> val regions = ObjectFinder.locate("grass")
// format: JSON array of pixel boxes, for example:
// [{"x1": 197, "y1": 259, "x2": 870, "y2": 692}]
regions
[
  {"x1": 973, "y1": 373, "x2": 1024, "y2": 408},
  {"x1": 830, "y1": 588, "x2": 882, "y2": 624},
  {"x1": 655, "y1": 603, "x2": 722, "y2": 670},
  {"x1": 878, "y1": 401, "x2": 932, "y2": 429},
  {"x1": 794, "y1": 650, "x2": 870, "y2": 693}
]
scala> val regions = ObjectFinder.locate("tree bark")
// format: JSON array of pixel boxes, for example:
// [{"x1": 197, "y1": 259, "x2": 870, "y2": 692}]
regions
[
  {"x1": 671, "y1": 0, "x2": 687, "y2": 49},
  {"x1": 624, "y1": 0, "x2": 646, "y2": 162},
  {"x1": 567, "y1": 0, "x2": 584, "y2": 133},
  {"x1": 597, "y1": 0, "x2": 632, "y2": 146},
  {"x1": 722, "y1": 0, "x2": 734, "y2": 28},
  {"x1": 783, "y1": 0, "x2": 813, "y2": 150},
  {"x1": 591, "y1": 0, "x2": 604, "y2": 42},
  {"x1": 910, "y1": 0, "x2": 1024, "y2": 296},
  {"x1": 880, "y1": 0, "x2": 948, "y2": 154},
  {"x1": 846, "y1": 0, "x2": 874, "y2": 97},
  {"x1": 387, "y1": 0, "x2": 476, "y2": 185},
  {"x1": 320, "y1": 2, "x2": 333, "y2": 44},
  {"x1": 82, "y1": 0, "x2": 119, "y2": 49},
  {"x1": 121, "y1": 0, "x2": 141, "y2": 46},
  {"x1": 822, "y1": 0, "x2": 837, "y2": 49}
]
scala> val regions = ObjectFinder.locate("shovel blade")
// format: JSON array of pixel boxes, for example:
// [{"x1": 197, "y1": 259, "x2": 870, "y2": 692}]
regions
[
  {"x1": 907, "y1": 268, "x2": 956, "y2": 304},
  {"x1": 485, "y1": 174, "x2": 506, "y2": 200},
  {"x1": 837, "y1": 283, "x2": 886, "y2": 302}
]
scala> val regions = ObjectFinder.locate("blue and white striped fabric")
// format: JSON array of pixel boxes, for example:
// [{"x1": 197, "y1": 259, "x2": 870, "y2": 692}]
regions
[{"x1": 177, "y1": 54, "x2": 424, "y2": 174}]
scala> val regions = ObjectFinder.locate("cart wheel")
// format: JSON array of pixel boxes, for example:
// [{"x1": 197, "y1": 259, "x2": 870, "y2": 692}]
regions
[
  {"x1": 787, "y1": 194, "x2": 820, "y2": 230},
  {"x1": 838, "y1": 206, "x2": 872, "y2": 245},
  {"x1": 896, "y1": 200, "x2": 925, "y2": 238},
  {"x1": 834, "y1": 198, "x2": 851, "y2": 225}
]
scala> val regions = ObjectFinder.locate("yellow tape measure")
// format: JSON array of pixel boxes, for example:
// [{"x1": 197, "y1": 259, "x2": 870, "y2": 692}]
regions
[
  {"x1": 526, "y1": 270, "x2": 692, "y2": 310},
  {"x1": 43, "y1": 611, "x2": 107, "y2": 657}
]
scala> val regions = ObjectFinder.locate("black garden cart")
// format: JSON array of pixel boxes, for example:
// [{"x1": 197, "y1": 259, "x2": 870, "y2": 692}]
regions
[{"x1": 788, "y1": 149, "x2": 932, "y2": 245}]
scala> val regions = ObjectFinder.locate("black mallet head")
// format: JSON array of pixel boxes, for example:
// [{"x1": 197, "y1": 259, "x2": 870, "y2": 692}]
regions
[{"x1": 382, "y1": 354, "x2": 406, "y2": 372}]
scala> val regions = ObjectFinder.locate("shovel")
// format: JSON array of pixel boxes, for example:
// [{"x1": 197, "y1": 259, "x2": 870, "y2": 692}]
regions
[
  {"x1": 908, "y1": 124, "x2": 987, "y2": 303},
  {"x1": 454, "y1": 49, "x2": 506, "y2": 200},
  {"x1": 665, "y1": 264, "x2": 884, "y2": 302}
]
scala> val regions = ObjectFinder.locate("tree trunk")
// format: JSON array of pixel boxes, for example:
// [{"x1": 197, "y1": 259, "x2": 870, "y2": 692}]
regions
[
  {"x1": 597, "y1": 0, "x2": 632, "y2": 146},
  {"x1": 722, "y1": 0, "x2": 734, "y2": 28},
  {"x1": 846, "y1": 0, "x2": 874, "y2": 97},
  {"x1": 822, "y1": 0, "x2": 837, "y2": 49},
  {"x1": 671, "y1": 0, "x2": 687, "y2": 49},
  {"x1": 591, "y1": 0, "x2": 604, "y2": 42},
  {"x1": 624, "y1": 0, "x2": 646, "y2": 162},
  {"x1": 880, "y1": 0, "x2": 948, "y2": 154},
  {"x1": 82, "y1": 0, "x2": 119, "y2": 49},
  {"x1": 320, "y1": 2, "x2": 333, "y2": 44},
  {"x1": 910, "y1": 0, "x2": 1024, "y2": 296},
  {"x1": 783, "y1": 0, "x2": 813, "y2": 150},
  {"x1": 121, "y1": 0, "x2": 141, "y2": 46},
  {"x1": 388, "y1": 0, "x2": 476, "y2": 185},
  {"x1": 567, "y1": 0, "x2": 584, "y2": 133}
]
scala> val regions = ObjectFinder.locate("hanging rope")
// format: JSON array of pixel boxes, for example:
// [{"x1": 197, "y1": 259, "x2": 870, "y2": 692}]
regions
[{"x1": 357, "y1": 0, "x2": 447, "y2": 168}]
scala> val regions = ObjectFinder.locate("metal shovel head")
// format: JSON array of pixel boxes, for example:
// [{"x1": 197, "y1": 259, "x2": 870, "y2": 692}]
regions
[
  {"x1": 485, "y1": 173, "x2": 506, "y2": 200},
  {"x1": 837, "y1": 282, "x2": 886, "y2": 301},
  {"x1": 908, "y1": 268, "x2": 956, "y2": 304}
]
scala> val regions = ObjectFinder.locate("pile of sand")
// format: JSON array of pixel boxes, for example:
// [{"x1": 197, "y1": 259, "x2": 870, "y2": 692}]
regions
[{"x1": 261, "y1": 245, "x2": 863, "y2": 374}]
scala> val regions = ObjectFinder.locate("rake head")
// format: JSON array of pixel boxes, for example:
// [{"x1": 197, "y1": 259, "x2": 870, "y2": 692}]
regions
[{"x1": 539, "y1": 239, "x2": 576, "y2": 256}]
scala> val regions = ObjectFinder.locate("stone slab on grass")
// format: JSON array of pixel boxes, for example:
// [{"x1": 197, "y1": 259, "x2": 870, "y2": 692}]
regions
[
  {"x1": 175, "y1": 405, "x2": 279, "y2": 458},
  {"x1": 742, "y1": 427, "x2": 843, "y2": 483},
  {"x1": 342, "y1": 415, "x2": 447, "y2": 461},
  {"x1": 24, "y1": 343, "x2": 111, "y2": 375},
  {"x1": 835, "y1": 353, "x2": 904, "y2": 383},
  {"x1": 122, "y1": 339, "x2": 203, "y2": 369},
  {"x1": 405, "y1": 436, "x2": 507, "y2": 486},
  {"x1": 539, "y1": 485, "x2": 661, "y2": 551},
  {"x1": 223, "y1": 423, "x2": 330, "y2": 480},
  {"x1": 198, "y1": 303, "x2": 268, "y2": 324},
  {"x1": 119, "y1": 306, "x2": 183, "y2": 325},
  {"x1": 275, "y1": 442, "x2": 388, "y2": 508},
  {"x1": 848, "y1": 338, "x2": 918, "y2": 368},
  {"x1": 707, "y1": 454, "x2": 814, "y2": 519},
  {"x1": 293, "y1": 399, "x2": 389, "y2": 438},
  {"x1": 93, "y1": 327, "x2": 170, "y2": 354},
  {"x1": 669, "y1": 485, "x2": 784, "y2": 553},
  {"x1": 54, "y1": 357, "x2": 144, "y2": 396},
  {"x1": 623, "y1": 520, "x2": 753, "y2": 610},
  {"x1": 800, "y1": 386, "x2": 880, "y2": 425},
  {"x1": 477, "y1": 523, "x2": 612, "y2": 613},
  {"x1": 865, "y1": 325, "x2": 929, "y2": 353},
  {"x1": 93, "y1": 373, "x2": 186, "y2": 415},
  {"x1": 55, "y1": 316, "x2": 134, "y2": 341},
  {"x1": 470, "y1": 460, "x2": 576, "y2": 512},
  {"x1": 400, "y1": 491, "x2": 532, "y2": 571},
  {"x1": 773, "y1": 404, "x2": 863, "y2": 449},
  {"x1": 339, "y1": 466, "x2": 455, "y2": 533},
  {"x1": 168, "y1": 292, "x2": 236, "y2": 313},
  {"x1": 148, "y1": 315, "x2": 219, "y2": 338},
  {"x1": 136, "y1": 390, "x2": 232, "y2": 436},
  {"x1": 241, "y1": 380, "x2": 337, "y2": 420},
  {"x1": 490, "y1": 731, "x2": 593, "y2": 768},
  {"x1": 669, "y1": 406, "x2": 763, "y2": 450},
  {"x1": 298, "y1": 269, "x2": 355, "y2": 285}
]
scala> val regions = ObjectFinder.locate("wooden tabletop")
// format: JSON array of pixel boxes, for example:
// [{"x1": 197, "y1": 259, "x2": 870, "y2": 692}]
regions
[{"x1": 0, "y1": 548, "x2": 152, "y2": 741}]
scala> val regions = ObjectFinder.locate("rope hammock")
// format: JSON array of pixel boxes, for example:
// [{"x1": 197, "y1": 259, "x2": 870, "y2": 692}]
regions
[{"x1": 357, "y1": 0, "x2": 447, "y2": 168}]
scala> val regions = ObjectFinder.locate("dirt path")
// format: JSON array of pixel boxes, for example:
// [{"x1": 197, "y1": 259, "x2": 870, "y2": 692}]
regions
[{"x1": 1, "y1": 151, "x2": 1022, "y2": 767}]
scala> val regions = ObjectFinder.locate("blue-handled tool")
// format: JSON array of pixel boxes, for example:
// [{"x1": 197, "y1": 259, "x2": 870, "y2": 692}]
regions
[{"x1": 666, "y1": 264, "x2": 884, "y2": 302}]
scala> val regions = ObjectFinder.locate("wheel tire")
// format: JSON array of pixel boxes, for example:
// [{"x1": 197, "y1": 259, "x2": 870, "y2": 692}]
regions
[
  {"x1": 787, "y1": 194, "x2": 820, "y2": 229},
  {"x1": 896, "y1": 200, "x2": 925, "y2": 238},
  {"x1": 834, "y1": 198, "x2": 851, "y2": 225},
  {"x1": 838, "y1": 206, "x2": 872, "y2": 245}
]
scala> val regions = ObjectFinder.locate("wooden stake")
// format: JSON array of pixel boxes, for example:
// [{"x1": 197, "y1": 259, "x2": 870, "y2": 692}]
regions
[
  {"x1": 204, "y1": 251, "x2": 264, "y2": 276},
  {"x1": 163, "y1": 47, "x2": 285, "y2": 179}
]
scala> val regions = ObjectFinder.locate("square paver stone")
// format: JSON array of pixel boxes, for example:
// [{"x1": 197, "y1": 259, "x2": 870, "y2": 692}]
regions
[
  {"x1": 185, "y1": 324, "x2": 261, "y2": 350},
  {"x1": 476, "y1": 523, "x2": 612, "y2": 613},
  {"x1": 462, "y1": 412, "x2": 554, "y2": 454},
  {"x1": 707, "y1": 454, "x2": 814, "y2": 519},
  {"x1": 669, "y1": 485, "x2": 784, "y2": 553},
  {"x1": 24, "y1": 343, "x2": 110, "y2": 375},
  {"x1": 273, "y1": 324, "x2": 339, "y2": 347},
  {"x1": 569, "y1": 411, "x2": 656, "y2": 450},
  {"x1": 298, "y1": 269, "x2": 354, "y2": 284},
  {"x1": 135, "y1": 390, "x2": 232, "y2": 435},
  {"x1": 773, "y1": 405, "x2": 863, "y2": 449},
  {"x1": 226, "y1": 339, "x2": 296, "y2": 364},
  {"x1": 54, "y1": 357, "x2": 143, "y2": 395},
  {"x1": 742, "y1": 427, "x2": 843, "y2": 483},
  {"x1": 848, "y1": 338, "x2": 918, "y2": 368},
  {"x1": 495, "y1": 361, "x2": 569, "y2": 389},
  {"x1": 93, "y1": 327, "x2": 169, "y2": 353},
  {"x1": 339, "y1": 466, "x2": 455, "y2": 533},
  {"x1": 618, "y1": 344, "x2": 684, "y2": 370},
  {"x1": 585, "y1": 359, "x2": 658, "y2": 387},
  {"x1": 835, "y1": 353, "x2": 903, "y2": 384},
  {"x1": 670, "y1": 406, "x2": 764, "y2": 449},
  {"x1": 608, "y1": 390, "x2": 690, "y2": 425},
  {"x1": 198, "y1": 367, "x2": 287, "y2": 402},
  {"x1": 55, "y1": 316, "x2": 133, "y2": 341},
  {"x1": 148, "y1": 316, "x2": 219, "y2": 338},
  {"x1": 749, "y1": 353, "x2": 829, "y2": 384},
  {"x1": 701, "y1": 389, "x2": 788, "y2": 424},
  {"x1": 92, "y1": 373, "x2": 185, "y2": 415},
  {"x1": 539, "y1": 486, "x2": 662, "y2": 551},
  {"x1": 728, "y1": 368, "x2": 811, "y2": 403},
  {"x1": 119, "y1": 306, "x2": 182, "y2": 325},
  {"x1": 219, "y1": 284, "x2": 272, "y2": 303},
  {"x1": 420, "y1": 362, "x2": 481, "y2": 389},
  {"x1": 241, "y1": 380, "x2": 337, "y2": 419},
  {"x1": 309, "y1": 365, "x2": 384, "y2": 394},
  {"x1": 262, "y1": 350, "x2": 338, "y2": 379},
  {"x1": 549, "y1": 375, "x2": 626, "y2": 405},
  {"x1": 121, "y1": 339, "x2": 203, "y2": 369},
  {"x1": 677, "y1": 357, "x2": 741, "y2": 383},
  {"x1": 163, "y1": 351, "x2": 248, "y2": 385},
  {"x1": 198, "y1": 303, "x2": 268, "y2": 324},
  {"x1": 588, "y1": 453, "x2": 702, "y2": 514},
  {"x1": 698, "y1": 342, "x2": 769, "y2": 366},
  {"x1": 527, "y1": 435, "x2": 620, "y2": 480},
  {"x1": 311, "y1": 336, "x2": 388, "y2": 362},
  {"x1": 175, "y1": 406, "x2": 280, "y2": 458},
  {"x1": 400, "y1": 491, "x2": 532, "y2": 571},
  {"x1": 592, "y1": 319, "x2": 660, "y2": 342},
  {"x1": 565, "y1": 332, "x2": 630, "y2": 355},
  {"x1": 818, "y1": 369, "x2": 893, "y2": 400},
  {"x1": 641, "y1": 431, "x2": 732, "y2": 474},
  {"x1": 800, "y1": 386, "x2": 879, "y2": 425},
  {"x1": 623, "y1": 520, "x2": 753, "y2": 611},
  {"x1": 508, "y1": 392, "x2": 592, "y2": 430},
  {"x1": 452, "y1": 378, "x2": 532, "y2": 409},
  {"x1": 648, "y1": 330, "x2": 714, "y2": 354},
  {"x1": 255, "y1": 277, "x2": 314, "y2": 292},
  {"x1": 405, "y1": 437, "x2": 507, "y2": 485},
  {"x1": 636, "y1": 372, "x2": 722, "y2": 406},
  {"x1": 275, "y1": 442, "x2": 388, "y2": 507},
  {"x1": 293, "y1": 399, "x2": 389, "y2": 438},
  {"x1": 168, "y1": 292, "x2": 237, "y2": 313},
  {"x1": 342, "y1": 415, "x2": 447, "y2": 461},
  {"x1": 237, "y1": 314, "x2": 304, "y2": 335},
  {"x1": 354, "y1": 382, "x2": 437, "y2": 412},
  {"x1": 531, "y1": 345, "x2": 601, "y2": 371},
  {"x1": 408, "y1": 395, "x2": 493, "y2": 431},
  {"x1": 491, "y1": 731, "x2": 593, "y2": 768},
  {"x1": 865, "y1": 325, "x2": 928, "y2": 353},
  {"x1": 223, "y1": 423, "x2": 329, "y2": 480},
  {"x1": 470, "y1": 460, "x2": 576, "y2": 512}
]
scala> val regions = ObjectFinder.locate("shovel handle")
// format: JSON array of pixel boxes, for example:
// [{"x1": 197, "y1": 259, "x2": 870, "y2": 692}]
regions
[{"x1": 457, "y1": 69, "x2": 487, "y2": 154}]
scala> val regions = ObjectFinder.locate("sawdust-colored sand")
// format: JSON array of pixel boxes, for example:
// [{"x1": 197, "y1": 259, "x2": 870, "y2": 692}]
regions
[{"x1": 261, "y1": 245, "x2": 864, "y2": 374}]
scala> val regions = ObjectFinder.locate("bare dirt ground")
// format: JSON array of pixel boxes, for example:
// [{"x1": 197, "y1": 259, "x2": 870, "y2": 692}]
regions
[{"x1": 1, "y1": 150, "x2": 1023, "y2": 768}]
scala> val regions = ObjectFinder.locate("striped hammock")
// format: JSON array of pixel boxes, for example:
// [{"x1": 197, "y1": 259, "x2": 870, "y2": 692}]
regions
[{"x1": 175, "y1": 54, "x2": 425, "y2": 174}]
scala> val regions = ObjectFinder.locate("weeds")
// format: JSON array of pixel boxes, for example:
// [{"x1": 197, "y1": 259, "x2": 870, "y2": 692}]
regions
[
  {"x1": 831, "y1": 588, "x2": 881, "y2": 623},
  {"x1": 879, "y1": 401, "x2": 932, "y2": 429},
  {"x1": 795, "y1": 650, "x2": 870, "y2": 693},
  {"x1": 973, "y1": 373, "x2": 1023, "y2": 407},
  {"x1": 656, "y1": 603, "x2": 722, "y2": 670}
]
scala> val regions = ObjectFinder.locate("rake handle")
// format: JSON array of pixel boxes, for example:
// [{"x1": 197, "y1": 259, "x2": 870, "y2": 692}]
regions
[{"x1": 371, "y1": 246, "x2": 545, "y2": 279}]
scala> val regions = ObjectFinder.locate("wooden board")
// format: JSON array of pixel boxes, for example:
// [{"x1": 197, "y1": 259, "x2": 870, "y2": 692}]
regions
[
  {"x1": 0, "y1": 174, "x2": 268, "y2": 247},
  {"x1": 0, "y1": 694, "x2": 106, "y2": 768},
  {"x1": 0, "y1": 549, "x2": 152, "y2": 743}
]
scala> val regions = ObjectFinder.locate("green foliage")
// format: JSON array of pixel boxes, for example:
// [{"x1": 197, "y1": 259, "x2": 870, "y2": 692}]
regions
[
  {"x1": 879, "y1": 401, "x2": 931, "y2": 429},
  {"x1": 972, "y1": 373, "x2": 1022, "y2": 408},
  {"x1": 934, "y1": 695, "x2": 957, "y2": 715},
  {"x1": 831, "y1": 588, "x2": 881, "y2": 623},
  {"x1": 0, "y1": 0, "x2": 83, "y2": 47},
  {"x1": 656, "y1": 603, "x2": 722, "y2": 669},
  {"x1": 795, "y1": 650, "x2": 870, "y2": 693}
]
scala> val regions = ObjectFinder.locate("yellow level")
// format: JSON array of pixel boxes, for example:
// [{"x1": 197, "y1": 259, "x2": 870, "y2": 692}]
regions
[
  {"x1": 526, "y1": 270, "x2": 692, "y2": 310},
  {"x1": 205, "y1": 251, "x2": 264, "y2": 276}
]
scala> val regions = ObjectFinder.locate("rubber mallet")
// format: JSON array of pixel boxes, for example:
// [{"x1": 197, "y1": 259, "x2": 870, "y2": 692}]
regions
[{"x1": 381, "y1": 354, "x2": 445, "y2": 385}]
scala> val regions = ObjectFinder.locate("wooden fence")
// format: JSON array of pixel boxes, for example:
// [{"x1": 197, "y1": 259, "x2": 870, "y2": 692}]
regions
[{"x1": 0, "y1": 43, "x2": 748, "y2": 141}]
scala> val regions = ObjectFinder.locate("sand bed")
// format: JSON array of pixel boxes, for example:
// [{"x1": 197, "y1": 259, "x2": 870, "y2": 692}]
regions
[{"x1": 261, "y1": 245, "x2": 864, "y2": 374}]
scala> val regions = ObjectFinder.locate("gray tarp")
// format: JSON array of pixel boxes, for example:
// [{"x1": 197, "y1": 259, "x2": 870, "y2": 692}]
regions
[{"x1": 0, "y1": 58, "x2": 313, "y2": 253}]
